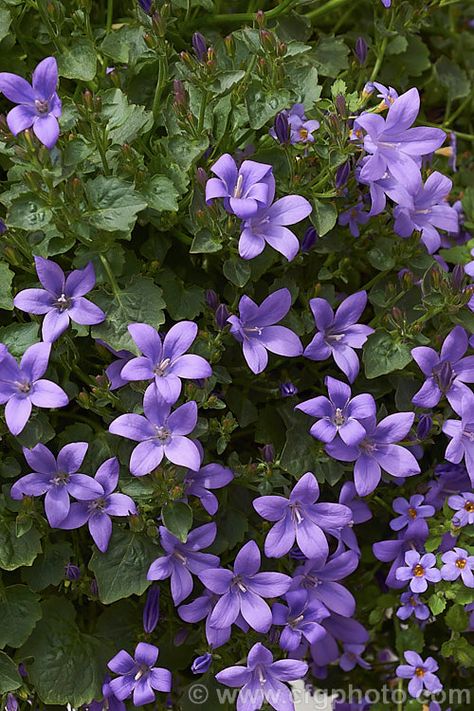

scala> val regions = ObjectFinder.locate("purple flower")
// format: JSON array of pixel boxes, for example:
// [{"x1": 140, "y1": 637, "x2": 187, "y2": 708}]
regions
[
  {"x1": 238, "y1": 185, "x2": 312, "y2": 261},
  {"x1": 270, "y1": 103, "x2": 320, "y2": 145},
  {"x1": 108, "y1": 642, "x2": 171, "y2": 707},
  {"x1": 373, "y1": 519, "x2": 428, "y2": 588},
  {"x1": 120, "y1": 321, "x2": 212, "y2": 404},
  {"x1": 304, "y1": 292, "x2": 374, "y2": 382},
  {"x1": 96, "y1": 341, "x2": 134, "y2": 390},
  {"x1": 87, "y1": 677, "x2": 126, "y2": 711},
  {"x1": 440, "y1": 547, "x2": 474, "y2": 587},
  {"x1": 448, "y1": 492, "x2": 474, "y2": 527},
  {"x1": 397, "y1": 591, "x2": 430, "y2": 621},
  {"x1": 354, "y1": 37, "x2": 368, "y2": 65},
  {"x1": 183, "y1": 461, "x2": 234, "y2": 515},
  {"x1": 327, "y1": 481, "x2": 372, "y2": 553},
  {"x1": 280, "y1": 381, "x2": 298, "y2": 397},
  {"x1": 14, "y1": 257, "x2": 105, "y2": 343},
  {"x1": 393, "y1": 171, "x2": 459, "y2": 253},
  {"x1": 395, "y1": 550, "x2": 441, "y2": 592},
  {"x1": 0, "y1": 342, "x2": 68, "y2": 435},
  {"x1": 109, "y1": 388, "x2": 201, "y2": 476},
  {"x1": 356, "y1": 88, "x2": 445, "y2": 192},
  {"x1": 178, "y1": 589, "x2": 244, "y2": 649},
  {"x1": 199, "y1": 540, "x2": 291, "y2": 633},
  {"x1": 396, "y1": 651, "x2": 443, "y2": 698},
  {"x1": 425, "y1": 461, "x2": 472, "y2": 510},
  {"x1": 296, "y1": 376, "x2": 376, "y2": 446},
  {"x1": 56, "y1": 457, "x2": 137, "y2": 552},
  {"x1": 326, "y1": 412, "x2": 419, "y2": 496},
  {"x1": 215, "y1": 642, "x2": 308, "y2": 711},
  {"x1": 390, "y1": 495, "x2": 434, "y2": 532},
  {"x1": 64, "y1": 563, "x2": 81, "y2": 581},
  {"x1": 0, "y1": 57, "x2": 61, "y2": 148},
  {"x1": 380, "y1": 0, "x2": 391, "y2": 7},
  {"x1": 253, "y1": 471, "x2": 352, "y2": 560},
  {"x1": 271, "y1": 111, "x2": 290, "y2": 144},
  {"x1": 338, "y1": 202, "x2": 370, "y2": 237},
  {"x1": 191, "y1": 653, "x2": 212, "y2": 675},
  {"x1": 143, "y1": 586, "x2": 160, "y2": 633},
  {"x1": 292, "y1": 550, "x2": 360, "y2": 617},
  {"x1": 340, "y1": 644, "x2": 370, "y2": 672},
  {"x1": 205, "y1": 154, "x2": 274, "y2": 218},
  {"x1": 137, "y1": 0, "x2": 152, "y2": 13},
  {"x1": 10, "y1": 442, "x2": 102, "y2": 528},
  {"x1": 442, "y1": 393, "x2": 474, "y2": 486},
  {"x1": 272, "y1": 590, "x2": 329, "y2": 651},
  {"x1": 228, "y1": 288, "x2": 302, "y2": 374},
  {"x1": 147, "y1": 523, "x2": 219, "y2": 605},
  {"x1": 192, "y1": 32, "x2": 207, "y2": 61}
]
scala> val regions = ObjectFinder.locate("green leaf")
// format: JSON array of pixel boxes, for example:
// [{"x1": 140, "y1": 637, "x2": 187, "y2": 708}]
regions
[
  {"x1": 0, "y1": 262, "x2": 14, "y2": 310},
  {"x1": 363, "y1": 331, "x2": 413, "y2": 379},
  {"x1": 190, "y1": 229, "x2": 223, "y2": 254},
  {"x1": 58, "y1": 39, "x2": 97, "y2": 81},
  {"x1": 313, "y1": 36, "x2": 349, "y2": 77},
  {"x1": 22, "y1": 541, "x2": 73, "y2": 592},
  {"x1": 0, "y1": 651, "x2": 21, "y2": 694},
  {"x1": 368, "y1": 238, "x2": 395, "y2": 271},
  {"x1": 7, "y1": 195, "x2": 52, "y2": 231},
  {"x1": 223, "y1": 257, "x2": 251, "y2": 287},
  {"x1": 435, "y1": 56, "x2": 471, "y2": 101},
  {"x1": 84, "y1": 177, "x2": 147, "y2": 232},
  {"x1": 428, "y1": 593, "x2": 446, "y2": 616},
  {"x1": 20, "y1": 597, "x2": 111, "y2": 706},
  {"x1": 143, "y1": 175, "x2": 180, "y2": 213},
  {"x1": 0, "y1": 585, "x2": 42, "y2": 649},
  {"x1": 91, "y1": 275, "x2": 165, "y2": 351},
  {"x1": 246, "y1": 82, "x2": 292, "y2": 130},
  {"x1": 0, "y1": 519, "x2": 41, "y2": 571},
  {"x1": 0, "y1": 6, "x2": 12, "y2": 42},
  {"x1": 162, "y1": 502, "x2": 193, "y2": 543},
  {"x1": 0, "y1": 323, "x2": 39, "y2": 357},
  {"x1": 89, "y1": 528, "x2": 158, "y2": 604},
  {"x1": 395, "y1": 621, "x2": 424, "y2": 656},
  {"x1": 158, "y1": 269, "x2": 204, "y2": 320},
  {"x1": 311, "y1": 199, "x2": 337, "y2": 236},
  {"x1": 101, "y1": 25, "x2": 149, "y2": 64},
  {"x1": 210, "y1": 70, "x2": 246, "y2": 95},
  {"x1": 445, "y1": 604, "x2": 468, "y2": 632},
  {"x1": 101, "y1": 88, "x2": 153, "y2": 145}
]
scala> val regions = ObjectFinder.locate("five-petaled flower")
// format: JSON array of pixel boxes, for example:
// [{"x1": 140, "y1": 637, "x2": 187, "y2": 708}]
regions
[
  {"x1": 395, "y1": 550, "x2": 441, "y2": 593},
  {"x1": 396, "y1": 651, "x2": 443, "y2": 698},
  {"x1": 205, "y1": 154, "x2": 274, "y2": 218},
  {"x1": 108, "y1": 642, "x2": 172, "y2": 707},
  {"x1": 440, "y1": 547, "x2": 474, "y2": 587}
]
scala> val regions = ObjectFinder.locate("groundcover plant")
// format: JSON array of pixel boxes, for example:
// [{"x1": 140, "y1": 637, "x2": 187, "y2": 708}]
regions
[{"x1": 0, "y1": 0, "x2": 472, "y2": 709}]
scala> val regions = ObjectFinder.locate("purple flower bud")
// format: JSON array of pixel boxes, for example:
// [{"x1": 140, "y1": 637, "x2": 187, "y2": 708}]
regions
[
  {"x1": 416, "y1": 414, "x2": 432, "y2": 440},
  {"x1": 196, "y1": 167, "x2": 208, "y2": 187},
  {"x1": 192, "y1": 32, "x2": 207, "y2": 62},
  {"x1": 138, "y1": 0, "x2": 152, "y2": 14},
  {"x1": 355, "y1": 37, "x2": 368, "y2": 65},
  {"x1": 191, "y1": 653, "x2": 212, "y2": 675},
  {"x1": 6, "y1": 694, "x2": 18, "y2": 711},
  {"x1": 64, "y1": 563, "x2": 81, "y2": 581},
  {"x1": 273, "y1": 111, "x2": 290, "y2": 145},
  {"x1": 174, "y1": 628, "x2": 189, "y2": 646},
  {"x1": 143, "y1": 585, "x2": 160, "y2": 633},
  {"x1": 0, "y1": 219, "x2": 7, "y2": 235},
  {"x1": 215, "y1": 303, "x2": 229, "y2": 329},
  {"x1": 90, "y1": 579, "x2": 99, "y2": 596},
  {"x1": 363, "y1": 81, "x2": 374, "y2": 96},
  {"x1": 18, "y1": 664, "x2": 28, "y2": 678},
  {"x1": 434, "y1": 360, "x2": 454, "y2": 393},
  {"x1": 173, "y1": 79, "x2": 187, "y2": 108},
  {"x1": 280, "y1": 381, "x2": 298, "y2": 397},
  {"x1": 301, "y1": 226, "x2": 317, "y2": 253},
  {"x1": 335, "y1": 94, "x2": 347, "y2": 118},
  {"x1": 335, "y1": 161, "x2": 351, "y2": 189},
  {"x1": 262, "y1": 444, "x2": 275, "y2": 462},
  {"x1": 205, "y1": 289, "x2": 219, "y2": 310},
  {"x1": 451, "y1": 263, "x2": 465, "y2": 291}
]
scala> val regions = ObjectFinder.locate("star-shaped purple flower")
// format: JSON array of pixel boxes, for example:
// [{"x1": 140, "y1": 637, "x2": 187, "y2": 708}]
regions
[
  {"x1": 292, "y1": 550, "x2": 359, "y2": 617},
  {"x1": 304, "y1": 292, "x2": 374, "y2": 382},
  {"x1": 338, "y1": 202, "x2": 370, "y2": 238},
  {"x1": 395, "y1": 550, "x2": 441, "y2": 592},
  {"x1": 326, "y1": 412, "x2": 420, "y2": 496},
  {"x1": 373, "y1": 519, "x2": 428, "y2": 589},
  {"x1": 390, "y1": 494, "x2": 434, "y2": 532},
  {"x1": 296, "y1": 376, "x2": 376, "y2": 446},
  {"x1": 228, "y1": 288, "x2": 303, "y2": 374},
  {"x1": 109, "y1": 388, "x2": 201, "y2": 476},
  {"x1": 326, "y1": 481, "x2": 372, "y2": 553},
  {"x1": 448, "y1": 492, "x2": 474, "y2": 527},
  {"x1": 183, "y1": 461, "x2": 234, "y2": 515},
  {"x1": 270, "y1": 104, "x2": 320, "y2": 145},
  {"x1": 108, "y1": 642, "x2": 171, "y2": 707},
  {"x1": 440, "y1": 547, "x2": 474, "y2": 587},
  {"x1": 120, "y1": 321, "x2": 212, "y2": 404},
  {"x1": 442, "y1": 393, "x2": 474, "y2": 486},
  {"x1": 178, "y1": 589, "x2": 247, "y2": 649},
  {"x1": 396, "y1": 591, "x2": 430, "y2": 621},
  {"x1": 215, "y1": 642, "x2": 308, "y2": 711},
  {"x1": 147, "y1": 523, "x2": 220, "y2": 605},
  {"x1": 252, "y1": 471, "x2": 352, "y2": 560},
  {"x1": 272, "y1": 590, "x2": 329, "y2": 651},
  {"x1": 205, "y1": 154, "x2": 273, "y2": 218},
  {"x1": 0, "y1": 342, "x2": 68, "y2": 435},
  {"x1": 14, "y1": 257, "x2": 105, "y2": 343},
  {"x1": 96, "y1": 341, "x2": 134, "y2": 391},
  {"x1": 10, "y1": 442, "x2": 102, "y2": 528},
  {"x1": 199, "y1": 540, "x2": 291, "y2": 633},
  {"x1": 396, "y1": 651, "x2": 443, "y2": 698},
  {"x1": 0, "y1": 57, "x2": 62, "y2": 148},
  {"x1": 57, "y1": 457, "x2": 137, "y2": 552}
]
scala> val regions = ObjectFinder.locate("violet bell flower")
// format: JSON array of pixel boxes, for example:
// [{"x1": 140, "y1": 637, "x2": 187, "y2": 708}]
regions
[
  {"x1": 442, "y1": 392, "x2": 474, "y2": 486},
  {"x1": 108, "y1": 642, "x2": 171, "y2": 707},
  {"x1": 205, "y1": 154, "x2": 274, "y2": 218}
]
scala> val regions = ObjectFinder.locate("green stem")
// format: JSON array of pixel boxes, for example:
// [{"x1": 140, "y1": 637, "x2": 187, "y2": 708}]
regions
[
  {"x1": 106, "y1": 0, "x2": 113, "y2": 32},
  {"x1": 305, "y1": 0, "x2": 350, "y2": 21},
  {"x1": 152, "y1": 52, "x2": 168, "y2": 121},
  {"x1": 369, "y1": 34, "x2": 388, "y2": 83},
  {"x1": 210, "y1": 0, "x2": 295, "y2": 24},
  {"x1": 100, "y1": 254, "x2": 123, "y2": 306},
  {"x1": 198, "y1": 90, "x2": 209, "y2": 134}
]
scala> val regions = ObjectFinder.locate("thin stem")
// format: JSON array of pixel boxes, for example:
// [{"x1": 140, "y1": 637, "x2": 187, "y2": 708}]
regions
[
  {"x1": 369, "y1": 35, "x2": 388, "y2": 83},
  {"x1": 305, "y1": 0, "x2": 350, "y2": 21},
  {"x1": 209, "y1": 0, "x2": 295, "y2": 24},
  {"x1": 153, "y1": 52, "x2": 168, "y2": 121},
  {"x1": 198, "y1": 90, "x2": 209, "y2": 134},
  {"x1": 106, "y1": 0, "x2": 113, "y2": 32},
  {"x1": 424, "y1": 122, "x2": 474, "y2": 142},
  {"x1": 100, "y1": 254, "x2": 123, "y2": 306}
]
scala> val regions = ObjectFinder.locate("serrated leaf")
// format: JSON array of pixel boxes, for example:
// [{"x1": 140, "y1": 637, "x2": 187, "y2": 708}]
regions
[
  {"x1": 0, "y1": 585, "x2": 42, "y2": 649},
  {"x1": 84, "y1": 177, "x2": 147, "y2": 232},
  {"x1": 101, "y1": 88, "x2": 153, "y2": 145},
  {"x1": 58, "y1": 39, "x2": 97, "y2": 81},
  {"x1": 363, "y1": 331, "x2": 412, "y2": 379},
  {"x1": 0, "y1": 519, "x2": 41, "y2": 571},
  {"x1": 143, "y1": 175, "x2": 180, "y2": 213}
]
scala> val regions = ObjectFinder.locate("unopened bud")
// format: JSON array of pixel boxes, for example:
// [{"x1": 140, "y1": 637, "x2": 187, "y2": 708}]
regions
[
  {"x1": 335, "y1": 161, "x2": 351, "y2": 189},
  {"x1": 280, "y1": 381, "x2": 298, "y2": 398},
  {"x1": 301, "y1": 226, "x2": 317, "y2": 253},
  {"x1": 416, "y1": 415, "x2": 432, "y2": 440},
  {"x1": 224, "y1": 34, "x2": 235, "y2": 58},
  {"x1": 255, "y1": 9, "x2": 265, "y2": 27},
  {"x1": 191, "y1": 653, "x2": 212, "y2": 675},
  {"x1": 354, "y1": 36, "x2": 368, "y2": 65},
  {"x1": 273, "y1": 111, "x2": 290, "y2": 145},
  {"x1": 215, "y1": 303, "x2": 229, "y2": 329},
  {"x1": 173, "y1": 79, "x2": 187, "y2": 108},
  {"x1": 192, "y1": 32, "x2": 207, "y2": 62},
  {"x1": 144, "y1": 32, "x2": 155, "y2": 48},
  {"x1": 83, "y1": 89, "x2": 93, "y2": 110},
  {"x1": 262, "y1": 444, "x2": 275, "y2": 462},
  {"x1": 335, "y1": 94, "x2": 347, "y2": 118},
  {"x1": 196, "y1": 167, "x2": 208, "y2": 187},
  {"x1": 64, "y1": 563, "x2": 81, "y2": 581},
  {"x1": 205, "y1": 289, "x2": 218, "y2": 310},
  {"x1": 260, "y1": 29, "x2": 276, "y2": 53},
  {"x1": 143, "y1": 585, "x2": 160, "y2": 633},
  {"x1": 451, "y1": 264, "x2": 465, "y2": 291}
]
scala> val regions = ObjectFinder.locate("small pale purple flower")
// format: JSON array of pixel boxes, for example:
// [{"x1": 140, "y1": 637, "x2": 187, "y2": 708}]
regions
[
  {"x1": 108, "y1": 643, "x2": 172, "y2": 707},
  {"x1": 442, "y1": 392, "x2": 474, "y2": 486},
  {"x1": 397, "y1": 591, "x2": 430, "y2": 621},
  {"x1": 304, "y1": 292, "x2": 374, "y2": 382},
  {"x1": 215, "y1": 642, "x2": 308, "y2": 711},
  {"x1": 373, "y1": 519, "x2": 428, "y2": 589},
  {"x1": 270, "y1": 103, "x2": 320, "y2": 145},
  {"x1": 253, "y1": 471, "x2": 352, "y2": 560},
  {"x1": 296, "y1": 376, "x2": 376, "y2": 446},
  {"x1": 228, "y1": 288, "x2": 303, "y2": 374},
  {"x1": 0, "y1": 57, "x2": 61, "y2": 148},
  {"x1": 14, "y1": 257, "x2": 105, "y2": 343},
  {"x1": 183, "y1": 461, "x2": 234, "y2": 515},
  {"x1": 109, "y1": 388, "x2": 201, "y2": 476},
  {"x1": 191, "y1": 653, "x2": 212, "y2": 675},
  {"x1": 396, "y1": 651, "x2": 443, "y2": 698},
  {"x1": 199, "y1": 540, "x2": 291, "y2": 633},
  {"x1": 120, "y1": 321, "x2": 212, "y2": 404},
  {"x1": 272, "y1": 590, "x2": 329, "y2": 651},
  {"x1": 10, "y1": 442, "x2": 102, "y2": 528},
  {"x1": 205, "y1": 154, "x2": 274, "y2": 218},
  {"x1": 448, "y1": 492, "x2": 474, "y2": 527},
  {"x1": 339, "y1": 644, "x2": 371, "y2": 672},
  {"x1": 373, "y1": 82, "x2": 398, "y2": 106},
  {"x1": 390, "y1": 495, "x2": 434, "y2": 532},
  {"x1": 56, "y1": 457, "x2": 137, "y2": 552},
  {"x1": 0, "y1": 342, "x2": 68, "y2": 435},
  {"x1": 395, "y1": 550, "x2": 441, "y2": 593},
  {"x1": 280, "y1": 381, "x2": 298, "y2": 397},
  {"x1": 97, "y1": 341, "x2": 134, "y2": 390},
  {"x1": 147, "y1": 523, "x2": 219, "y2": 605},
  {"x1": 338, "y1": 202, "x2": 370, "y2": 237},
  {"x1": 440, "y1": 547, "x2": 474, "y2": 587}
]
